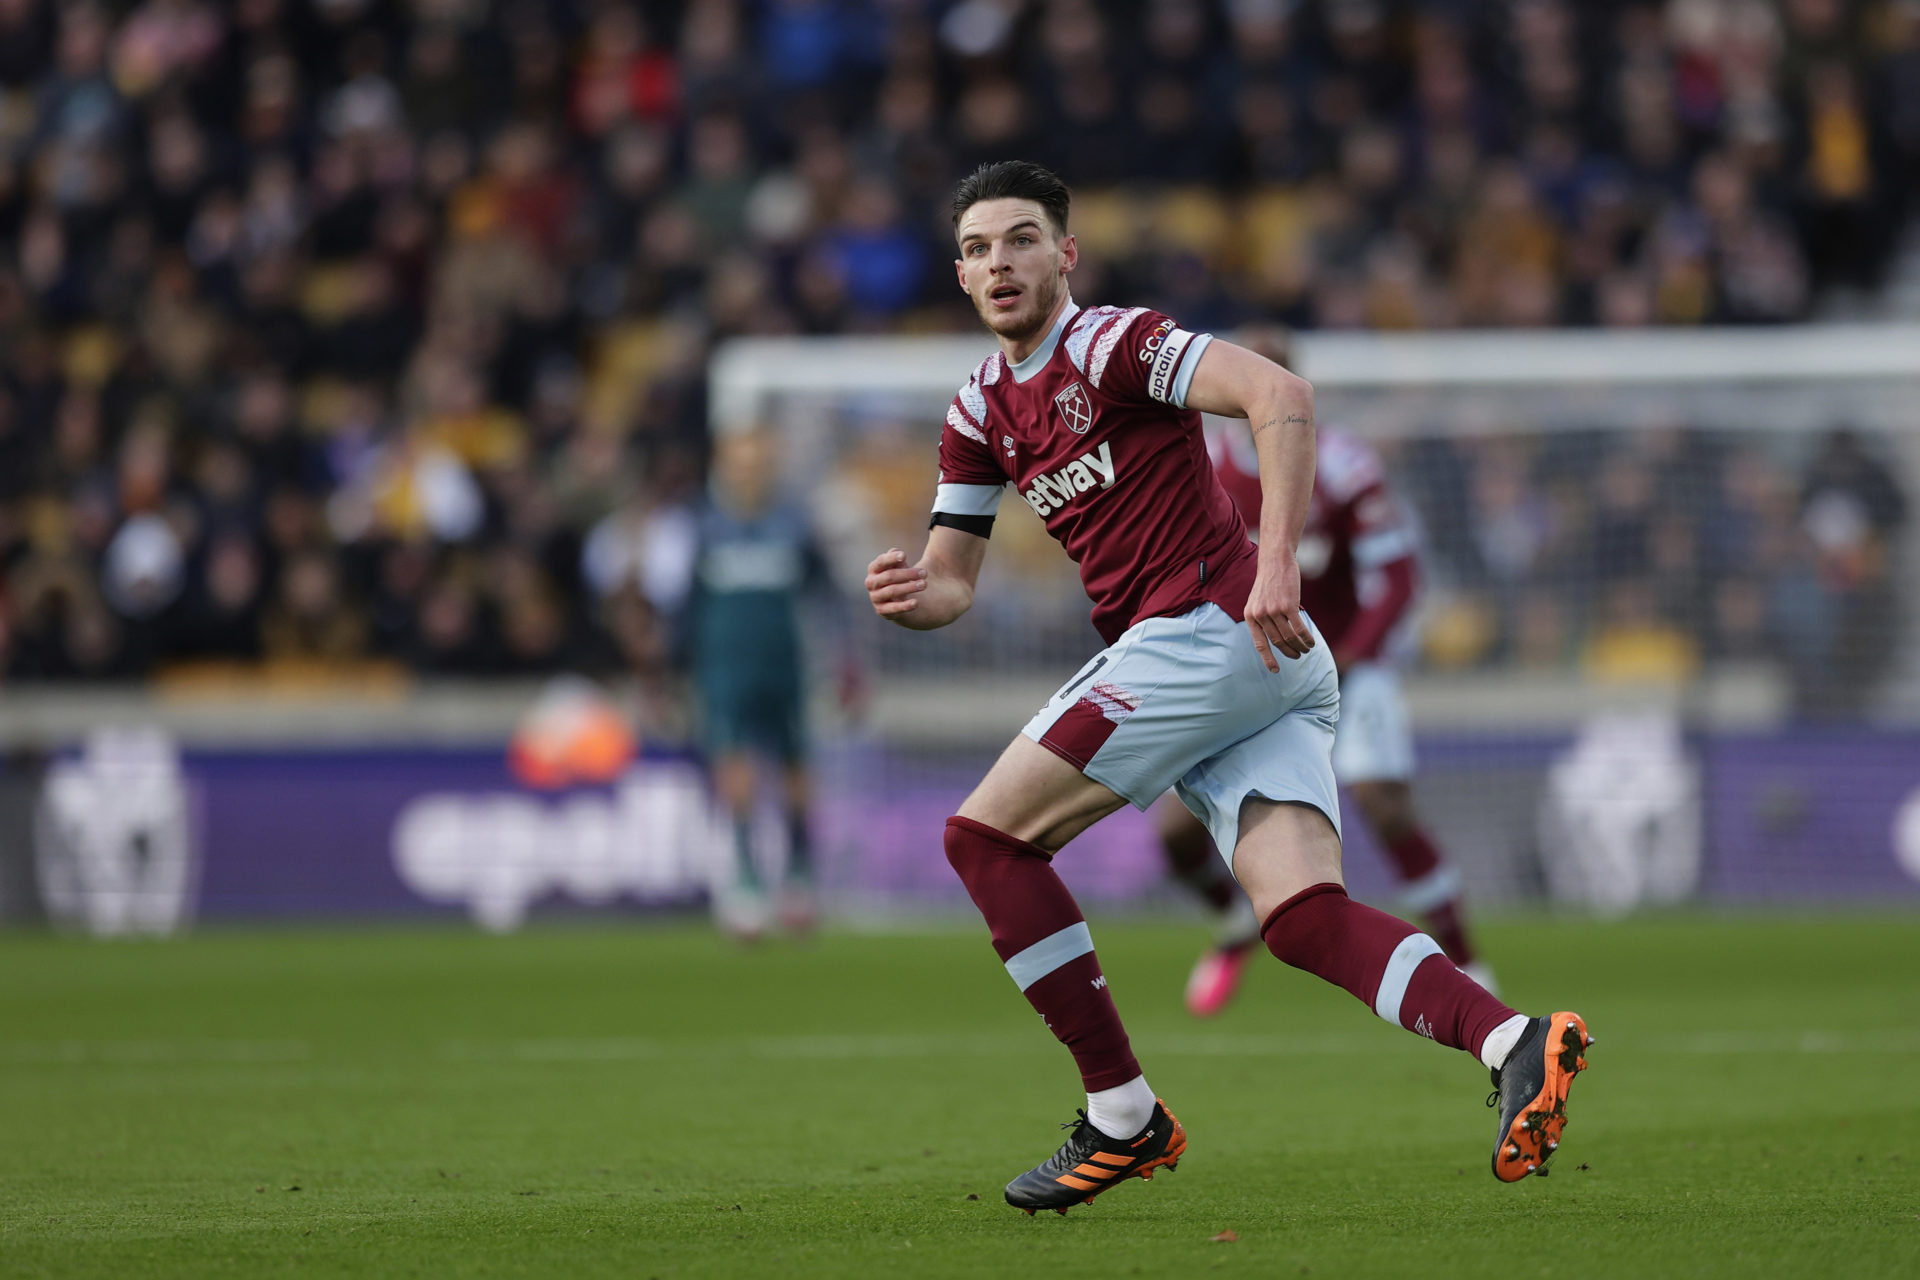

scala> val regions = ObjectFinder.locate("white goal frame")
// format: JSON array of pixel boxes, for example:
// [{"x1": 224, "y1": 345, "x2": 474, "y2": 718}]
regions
[
  {"x1": 712, "y1": 322, "x2": 1920, "y2": 435},
  {"x1": 713, "y1": 322, "x2": 1920, "y2": 728}
]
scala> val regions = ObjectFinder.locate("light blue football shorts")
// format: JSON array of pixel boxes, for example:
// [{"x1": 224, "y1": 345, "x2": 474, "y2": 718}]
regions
[
  {"x1": 1329, "y1": 661, "x2": 1416, "y2": 784},
  {"x1": 1021, "y1": 602, "x2": 1342, "y2": 869}
]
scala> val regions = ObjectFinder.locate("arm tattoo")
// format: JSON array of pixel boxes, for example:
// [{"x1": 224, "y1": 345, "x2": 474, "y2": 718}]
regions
[{"x1": 1251, "y1": 411, "x2": 1311, "y2": 439}]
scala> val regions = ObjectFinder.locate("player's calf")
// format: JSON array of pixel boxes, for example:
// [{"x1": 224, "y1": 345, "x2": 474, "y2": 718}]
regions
[
  {"x1": 1260, "y1": 881, "x2": 1522, "y2": 1060},
  {"x1": 944, "y1": 817, "x2": 1143, "y2": 1093}
]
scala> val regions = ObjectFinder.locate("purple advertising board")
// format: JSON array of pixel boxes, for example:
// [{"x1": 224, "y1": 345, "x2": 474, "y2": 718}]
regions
[
  {"x1": 31, "y1": 730, "x2": 1920, "y2": 930},
  {"x1": 1700, "y1": 731, "x2": 1920, "y2": 900}
]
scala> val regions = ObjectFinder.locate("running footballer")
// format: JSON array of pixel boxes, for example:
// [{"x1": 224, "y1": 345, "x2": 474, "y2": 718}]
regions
[{"x1": 864, "y1": 162, "x2": 1591, "y2": 1214}]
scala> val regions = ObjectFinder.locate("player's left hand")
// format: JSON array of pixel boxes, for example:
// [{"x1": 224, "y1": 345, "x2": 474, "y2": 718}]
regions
[{"x1": 1244, "y1": 555, "x2": 1315, "y2": 672}]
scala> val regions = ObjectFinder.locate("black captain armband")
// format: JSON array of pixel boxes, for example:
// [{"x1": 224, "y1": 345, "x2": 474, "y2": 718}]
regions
[{"x1": 930, "y1": 512, "x2": 996, "y2": 538}]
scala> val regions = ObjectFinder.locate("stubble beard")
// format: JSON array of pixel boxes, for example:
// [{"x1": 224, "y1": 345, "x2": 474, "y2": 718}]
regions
[{"x1": 977, "y1": 269, "x2": 1063, "y2": 347}]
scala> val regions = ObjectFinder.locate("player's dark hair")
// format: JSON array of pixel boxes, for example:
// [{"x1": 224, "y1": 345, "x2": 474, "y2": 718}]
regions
[{"x1": 950, "y1": 161, "x2": 1071, "y2": 237}]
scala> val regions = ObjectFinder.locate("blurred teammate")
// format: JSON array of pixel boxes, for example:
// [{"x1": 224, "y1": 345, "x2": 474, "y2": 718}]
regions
[
  {"x1": 682, "y1": 431, "x2": 855, "y2": 938},
  {"x1": 865, "y1": 162, "x2": 1589, "y2": 1213},
  {"x1": 1169, "y1": 330, "x2": 1495, "y2": 1018}
]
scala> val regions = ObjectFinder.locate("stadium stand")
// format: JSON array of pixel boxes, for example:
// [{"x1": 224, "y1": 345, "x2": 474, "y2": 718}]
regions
[{"x1": 2, "y1": 0, "x2": 1918, "y2": 691}]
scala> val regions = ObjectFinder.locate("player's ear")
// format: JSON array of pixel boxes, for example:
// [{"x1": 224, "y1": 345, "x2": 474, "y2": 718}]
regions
[
  {"x1": 1059, "y1": 233, "x2": 1077, "y2": 276},
  {"x1": 955, "y1": 257, "x2": 968, "y2": 292}
]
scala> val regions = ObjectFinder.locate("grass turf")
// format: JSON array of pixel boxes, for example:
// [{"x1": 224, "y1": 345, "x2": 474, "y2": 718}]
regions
[{"x1": 2, "y1": 914, "x2": 1917, "y2": 1278}]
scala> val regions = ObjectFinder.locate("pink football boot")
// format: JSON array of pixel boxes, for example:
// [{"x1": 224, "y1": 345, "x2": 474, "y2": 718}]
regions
[{"x1": 1183, "y1": 943, "x2": 1255, "y2": 1018}]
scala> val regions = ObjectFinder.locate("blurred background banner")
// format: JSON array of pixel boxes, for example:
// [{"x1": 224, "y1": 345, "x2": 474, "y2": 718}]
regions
[
  {"x1": 3, "y1": 0, "x2": 1920, "y2": 929},
  {"x1": 5, "y1": 714, "x2": 1920, "y2": 933},
  {"x1": 33, "y1": 726, "x2": 197, "y2": 936},
  {"x1": 211, "y1": 745, "x2": 715, "y2": 928}
]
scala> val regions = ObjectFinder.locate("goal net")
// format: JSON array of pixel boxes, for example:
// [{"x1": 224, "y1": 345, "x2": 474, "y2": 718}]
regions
[{"x1": 710, "y1": 325, "x2": 1920, "y2": 914}]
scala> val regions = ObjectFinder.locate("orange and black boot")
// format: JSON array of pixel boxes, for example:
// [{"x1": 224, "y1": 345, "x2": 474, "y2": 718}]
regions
[
  {"x1": 1489, "y1": 1011, "x2": 1593, "y2": 1182},
  {"x1": 1004, "y1": 1099, "x2": 1186, "y2": 1215}
]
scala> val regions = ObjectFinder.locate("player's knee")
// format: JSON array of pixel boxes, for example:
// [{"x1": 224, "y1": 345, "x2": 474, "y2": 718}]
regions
[
  {"x1": 1258, "y1": 881, "x2": 1348, "y2": 966},
  {"x1": 944, "y1": 814, "x2": 1009, "y2": 879},
  {"x1": 943, "y1": 817, "x2": 972, "y2": 875},
  {"x1": 1233, "y1": 798, "x2": 1344, "y2": 919},
  {"x1": 945, "y1": 814, "x2": 1047, "y2": 880}
]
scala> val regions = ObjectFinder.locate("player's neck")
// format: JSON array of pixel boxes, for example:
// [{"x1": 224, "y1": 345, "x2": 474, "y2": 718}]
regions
[{"x1": 999, "y1": 290, "x2": 1076, "y2": 367}]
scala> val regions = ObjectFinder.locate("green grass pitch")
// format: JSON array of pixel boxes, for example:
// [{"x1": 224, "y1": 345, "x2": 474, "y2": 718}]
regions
[{"x1": 3, "y1": 913, "x2": 1917, "y2": 1278}]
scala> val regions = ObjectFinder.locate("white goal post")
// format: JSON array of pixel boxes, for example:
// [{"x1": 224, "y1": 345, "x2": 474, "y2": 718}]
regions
[
  {"x1": 712, "y1": 322, "x2": 1920, "y2": 434},
  {"x1": 713, "y1": 321, "x2": 1920, "y2": 719}
]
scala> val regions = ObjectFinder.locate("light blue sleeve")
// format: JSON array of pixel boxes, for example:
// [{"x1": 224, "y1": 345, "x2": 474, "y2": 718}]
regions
[{"x1": 1169, "y1": 332, "x2": 1214, "y2": 410}]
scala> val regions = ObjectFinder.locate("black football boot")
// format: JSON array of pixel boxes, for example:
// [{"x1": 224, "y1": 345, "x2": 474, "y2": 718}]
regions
[
  {"x1": 1488, "y1": 1011, "x2": 1593, "y2": 1182},
  {"x1": 1004, "y1": 1099, "x2": 1187, "y2": 1215}
]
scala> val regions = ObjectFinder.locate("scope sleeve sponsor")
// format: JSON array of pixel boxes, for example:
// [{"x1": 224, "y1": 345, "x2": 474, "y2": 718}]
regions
[
  {"x1": 1087, "y1": 310, "x2": 1213, "y2": 411},
  {"x1": 1144, "y1": 326, "x2": 1211, "y2": 408}
]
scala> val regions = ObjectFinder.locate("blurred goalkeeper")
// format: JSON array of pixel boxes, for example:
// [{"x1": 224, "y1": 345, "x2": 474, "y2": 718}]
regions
[
  {"x1": 679, "y1": 430, "x2": 858, "y2": 938},
  {"x1": 866, "y1": 161, "x2": 1588, "y2": 1216},
  {"x1": 1168, "y1": 328, "x2": 1497, "y2": 1018}
]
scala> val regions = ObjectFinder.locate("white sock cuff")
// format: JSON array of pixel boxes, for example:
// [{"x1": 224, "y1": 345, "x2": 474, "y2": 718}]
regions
[
  {"x1": 1085, "y1": 1074, "x2": 1157, "y2": 1140},
  {"x1": 1479, "y1": 1013, "x2": 1532, "y2": 1072},
  {"x1": 1373, "y1": 933, "x2": 1444, "y2": 1025}
]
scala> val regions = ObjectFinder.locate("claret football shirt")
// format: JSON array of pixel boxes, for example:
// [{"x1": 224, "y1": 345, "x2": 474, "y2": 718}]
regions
[
  {"x1": 1208, "y1": 422, "x2": 1420, "y2": 664},
  {"x1": 929, "y1": 299, "x2": 1259, "y2": 646}
]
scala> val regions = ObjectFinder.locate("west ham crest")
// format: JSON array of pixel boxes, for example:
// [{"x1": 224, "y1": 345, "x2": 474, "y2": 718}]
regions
[{"x1": 1055, "y1": 381, "x2": 1093, "y2": 435}]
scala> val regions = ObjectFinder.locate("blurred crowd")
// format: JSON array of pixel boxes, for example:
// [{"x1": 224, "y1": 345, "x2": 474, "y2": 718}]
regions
[
  {"x1": 1, "y1": 0, "x2": 1918, "y2": 686},
  {"x1": 1396, "y1": 426, "x2": 1907, "y2": 716}
]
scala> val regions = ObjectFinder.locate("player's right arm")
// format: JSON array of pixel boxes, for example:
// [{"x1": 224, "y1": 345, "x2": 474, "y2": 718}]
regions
[
  {"x1": 865, "y1": 527, "x2": 988, "y2": 628},
  {"x1": 1183, "y1": 338, "x2": 1317, "y2": 671}
]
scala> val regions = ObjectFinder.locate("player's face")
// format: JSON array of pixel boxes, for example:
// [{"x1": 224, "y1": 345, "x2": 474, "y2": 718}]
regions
[
  {"x1": 715, "y1": 431, "x2": 776, "y2": 512},
  {"x1": 954, "y1": 198, "x2": 1077, "y2": 344}
]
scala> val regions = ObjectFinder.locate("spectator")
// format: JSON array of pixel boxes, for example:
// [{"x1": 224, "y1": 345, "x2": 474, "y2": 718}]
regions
[
  {"x1": 1793, "y1": 429, "x2": 1908, "y2": 715},
  {"x1": 260, "y1": 546, "x2": 364, "y2": 665},
  {"x1": 0, "y1": 0, "x2": 1913, "y2": 708},
  {"x1": 177, "y1": 529, "x2": 266, "y2": 661}
]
